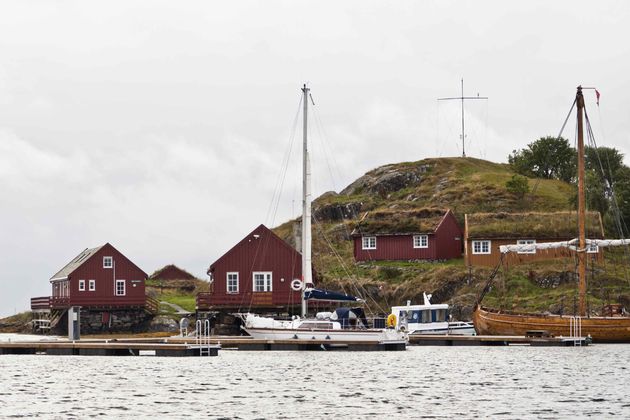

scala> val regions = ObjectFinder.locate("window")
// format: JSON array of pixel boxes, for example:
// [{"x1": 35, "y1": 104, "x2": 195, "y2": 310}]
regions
[
  {"x1": 89, "y1": 279, "x2": 96, "y2": 291},
  {"x1": 413, "y1": 235, "x2": 428, "y2": 248},
  {"x1": 227, "y1": 272, "x2": 239, "y2": 294},
  {"x1": 115, "y1": 280, "x2": 126, "y2": 296},
  {"x1": 587, "y1": 243, "x2": 599, "y2": 254},
  {"x1": 362, "y1": 236, "x2": 377, "y2": 250},
  {"x1": 517, "y1": 239, "x2": 536, "y2": 254},
  {"x1": 103, "y1": 256, "x2": 113, "y2": 268},
  {"x1": 472, "y1": 240, "x2": 491, "y2": 255},
  {"x1": 253, "y1": 272, "x2": 272, "y2": 292},
  {"x1": 78, "y1": 280, "x2": 85, "y2": 291}
]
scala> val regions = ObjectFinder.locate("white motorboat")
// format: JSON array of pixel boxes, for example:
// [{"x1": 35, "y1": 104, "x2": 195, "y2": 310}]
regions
[{"x1": 391, "y1": 293, "x2": 475, "y2": 336}]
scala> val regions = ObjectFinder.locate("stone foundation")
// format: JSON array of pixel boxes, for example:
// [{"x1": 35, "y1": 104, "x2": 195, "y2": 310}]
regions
[{"x1": 53, "y1": 309, "x2": 153, "y2": 334}]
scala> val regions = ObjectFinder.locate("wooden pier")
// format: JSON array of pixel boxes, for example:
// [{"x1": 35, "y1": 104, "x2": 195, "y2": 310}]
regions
[
  {"x1": 0, "y1": 339, "x2": 220, "y2": 357},
  {"x1": 408, "y1": 334, "x2": 590, "y2": 346},
  {"x1": 0, "y1": 334, "x2": 587, "y2": 356},
  {"x1": 0, "y1": 336, "x2": 405, "y2": 355}
]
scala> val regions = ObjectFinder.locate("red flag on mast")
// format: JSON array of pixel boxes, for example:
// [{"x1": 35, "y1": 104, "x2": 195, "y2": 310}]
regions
[{"x1": 595, "y1": 89, "x2": 601, "y2": 106}]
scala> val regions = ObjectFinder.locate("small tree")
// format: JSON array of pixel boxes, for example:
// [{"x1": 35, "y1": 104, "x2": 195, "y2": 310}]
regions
[
  {"x1": 508, "y1": 136, "x2": 575, "y2": 182},
  {"x1": 506, "y1": 174, "x2": 530, "y2": 199}
]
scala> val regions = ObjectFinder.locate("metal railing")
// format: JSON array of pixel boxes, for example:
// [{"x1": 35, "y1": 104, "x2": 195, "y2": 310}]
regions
[
  {"x1": 195, "y1": 319, "x2": 212, "y2": 356},
  {"x1": 569, "y1": 316, "x2": 582, "y2": 346}
]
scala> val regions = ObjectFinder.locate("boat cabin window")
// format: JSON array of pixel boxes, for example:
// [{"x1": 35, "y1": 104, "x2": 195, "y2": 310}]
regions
[
  {"x1": 429, "y1": 309, "x2": 447, "y2": 322},
  {"x1": 408, "y1": 310, "x2": 420, "y2": 323},
  {"x1": 421, "y1": 310, "x2": 431, "y2": 323}
]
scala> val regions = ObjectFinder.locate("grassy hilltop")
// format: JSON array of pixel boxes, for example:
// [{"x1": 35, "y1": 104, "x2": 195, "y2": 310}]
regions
[{"x1": 274, "y1": 157, "x2": 630, "y2": 319}]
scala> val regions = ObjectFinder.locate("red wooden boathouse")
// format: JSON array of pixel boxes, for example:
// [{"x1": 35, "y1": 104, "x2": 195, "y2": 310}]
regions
[
  {"x1": 196, "y1": 224, "x2": 306, "y2": 312},
  {"x1": 352, "y1": 208, "x2": 463, "y2": 262},
  {"x1": 30, "y1": 243, "x2": 157, "y2": 332}
]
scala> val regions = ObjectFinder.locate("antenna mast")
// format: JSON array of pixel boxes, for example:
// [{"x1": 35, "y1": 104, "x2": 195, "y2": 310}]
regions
[{"x1": 438, "y1": 79, "x2": 488, "y2": 157}]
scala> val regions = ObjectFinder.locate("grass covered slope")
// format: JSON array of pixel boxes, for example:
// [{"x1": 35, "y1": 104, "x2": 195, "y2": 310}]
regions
[{"x1": 274, "y1": 157, "x2": 630, "y2": 319}]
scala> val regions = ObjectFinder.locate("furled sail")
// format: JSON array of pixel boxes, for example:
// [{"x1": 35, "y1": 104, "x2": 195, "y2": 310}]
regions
[
  {"x1": 500, "y1": 238, "x2": 630, "y2": 254},
  {"x1": 303, "y1": 288, "x2": 363, "y2": 302}
]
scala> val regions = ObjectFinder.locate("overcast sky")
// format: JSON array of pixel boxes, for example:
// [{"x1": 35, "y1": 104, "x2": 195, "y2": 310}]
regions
[{"x1": 1, "y1": 1, "x2": 629, "y2": 316}]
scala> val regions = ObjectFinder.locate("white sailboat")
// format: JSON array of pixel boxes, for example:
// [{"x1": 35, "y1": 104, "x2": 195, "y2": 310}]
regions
[{"x1": 241, "y1": 85, "x2": 407, "y2": 346}]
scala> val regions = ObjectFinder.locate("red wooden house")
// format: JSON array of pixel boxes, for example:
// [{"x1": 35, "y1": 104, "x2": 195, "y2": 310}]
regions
[
  {"x1": 351, "y1": 208, "x2": 463, "y2": 262},
  {"x1": 30, "y1": 243, "x2": 156, "y2": 332},
  {"x1": 196, "y1": 224, "x2": 305, "y2": 312}
]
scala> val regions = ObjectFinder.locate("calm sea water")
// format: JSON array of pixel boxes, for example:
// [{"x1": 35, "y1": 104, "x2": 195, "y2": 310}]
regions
[{"x1": 1, "y1": 337, "x2": 629, "y2": 419}]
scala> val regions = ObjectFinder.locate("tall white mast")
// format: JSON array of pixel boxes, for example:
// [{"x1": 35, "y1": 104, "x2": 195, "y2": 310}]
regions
[{"x1": 301, "y1": 84, "x2": 313, "y2": 317}]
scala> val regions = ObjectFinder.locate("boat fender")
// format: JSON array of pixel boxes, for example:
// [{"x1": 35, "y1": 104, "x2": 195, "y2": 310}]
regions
[{"x1": 387, "y1": 313, "x2": 397, "y2": 328}]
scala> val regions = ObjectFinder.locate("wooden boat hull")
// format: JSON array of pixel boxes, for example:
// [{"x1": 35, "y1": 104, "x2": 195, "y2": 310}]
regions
[{"x1": 473, "y1": 305, "x2": 630, "y2": 343}]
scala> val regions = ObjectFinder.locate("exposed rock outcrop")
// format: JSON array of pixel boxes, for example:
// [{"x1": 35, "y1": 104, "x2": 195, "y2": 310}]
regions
[{"x1": 341, "y1": 163, "x2": 427, "y2": 197}]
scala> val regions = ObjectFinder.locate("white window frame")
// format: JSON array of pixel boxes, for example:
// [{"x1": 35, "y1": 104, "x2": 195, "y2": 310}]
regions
[
  {"x1": 413, "y1": 235, "x2": 429, "y2": 249},
  {"x1": 89, "y1": 279, "x2": 96, "y2": 291},
  {"x1": 362, "y1": 236, "x2": 377, "y2": 250},
  {"x1": 115, "y1": 279, "x2": 126, "y2": 296},
  {"x1": 517, "y1": 239, "x2": 536, "y2": 254},
  {"x1": 587, "y1": 243, "x2": 599, "y2": 254},
  {"x1": 78, "y1": 279, "x2": 85, "y2": 291},
  {"x1": 252, "y1": 272, "x2": 272, "y2": 292},
  {"x1": 472, "y1": 240, "x2": 491, "y2": 255},
  {"x1": 103, "y1": 256, "x2": 113, "y2": 269},
  {"x1": 226, "y1": 272, "x2": 239, "y2": 294}
]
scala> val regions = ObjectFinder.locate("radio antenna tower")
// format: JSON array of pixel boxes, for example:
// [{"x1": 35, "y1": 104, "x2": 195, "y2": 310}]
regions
[{"x1": 438, "y1": 79, "x2": 488, "y2": 157}]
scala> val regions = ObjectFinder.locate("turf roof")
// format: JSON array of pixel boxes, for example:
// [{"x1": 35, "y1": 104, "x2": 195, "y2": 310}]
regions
[
  {"x1": 466, "y1": 211, "x2": 603, "y2": 239},
  {"x1": 352, "y1": 208, "x2": 448, "y2": 235}
]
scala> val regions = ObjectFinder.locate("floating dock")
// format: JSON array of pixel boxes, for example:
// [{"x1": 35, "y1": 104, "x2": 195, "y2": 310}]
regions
[
  {"x1": 0, "y1": 339, "x2": 220, "y2": 357},
  {"x1": 408, "y1": 334, "x2": 590, "y2": 346},
  {"x1": 0, "y1": 334, "x2": 586, "y2": 355},
  {"x1": 0, "y1": 335, "x2": 405, "y2": 355}
]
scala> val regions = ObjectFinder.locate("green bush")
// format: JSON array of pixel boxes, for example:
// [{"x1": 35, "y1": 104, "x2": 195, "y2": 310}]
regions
[{"x1": 506, "y1": 174, "x2": 530, "y2": 199}]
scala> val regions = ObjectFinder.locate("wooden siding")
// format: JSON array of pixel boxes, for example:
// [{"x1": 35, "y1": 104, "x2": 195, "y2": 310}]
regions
[
  {"x1": 434, "y1": 210, "x2": 464, "y2": 259},
  {"x1": 199, "y1": 224, "x2": 303, "y2": 310},
  {"x1": 353, "y1": 210, "x2": 463, "y2": 262},
  {"x1": 464, "y1": 237, "x2": 604, "y2": 267},
  {"x1": 51, "y1": 243, "x2": 147, "y2": 308},
  {"x1": 354, "y1": 234, "x2": 437, "y2": 261}
]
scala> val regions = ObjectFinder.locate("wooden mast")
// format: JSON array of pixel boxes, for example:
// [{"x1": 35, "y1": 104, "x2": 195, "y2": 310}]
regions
[{"x1": 576, "y1": 86, "x2": 587, "y2": 317}]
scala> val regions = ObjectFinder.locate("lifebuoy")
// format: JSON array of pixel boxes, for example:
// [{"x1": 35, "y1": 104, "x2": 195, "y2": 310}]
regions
[
  {"x1": 290, "y1": 279, "x2": 304, "y2": 291},
  {"x1": 387, "y1": 313, "x2": 397, "y2": 328}
]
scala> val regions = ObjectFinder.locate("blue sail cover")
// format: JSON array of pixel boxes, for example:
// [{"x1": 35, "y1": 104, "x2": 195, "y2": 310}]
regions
[{"x1": 303, "y1": 288, "x2": 362, "y2": 302}]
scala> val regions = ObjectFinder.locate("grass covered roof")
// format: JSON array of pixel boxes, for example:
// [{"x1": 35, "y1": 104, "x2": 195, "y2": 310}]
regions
[
  {"x1": 466, "y1": 211, "x2": 604, "y2": 239},
  {"x1": 352, "y1": 208, "x2": 448, "y2": 235}
]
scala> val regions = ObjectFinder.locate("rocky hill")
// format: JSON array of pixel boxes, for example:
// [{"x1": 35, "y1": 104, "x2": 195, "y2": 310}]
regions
[{"x1": 274, "y1": 157, "x2": 630, "y2": 319}]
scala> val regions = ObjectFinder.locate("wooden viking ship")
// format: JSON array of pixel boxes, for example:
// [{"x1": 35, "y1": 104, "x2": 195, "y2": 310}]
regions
[{"x1": 473, "y1": 86, "x2": 630, "y2": 343}]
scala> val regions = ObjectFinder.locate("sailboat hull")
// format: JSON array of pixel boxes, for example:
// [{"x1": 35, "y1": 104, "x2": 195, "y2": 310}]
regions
[
  {"x1": 243, "y1": 327, "x2": 407, "y2": 344},
  {"x1": 473, "y1": 305, "x2": 630, "y2": 343}
]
